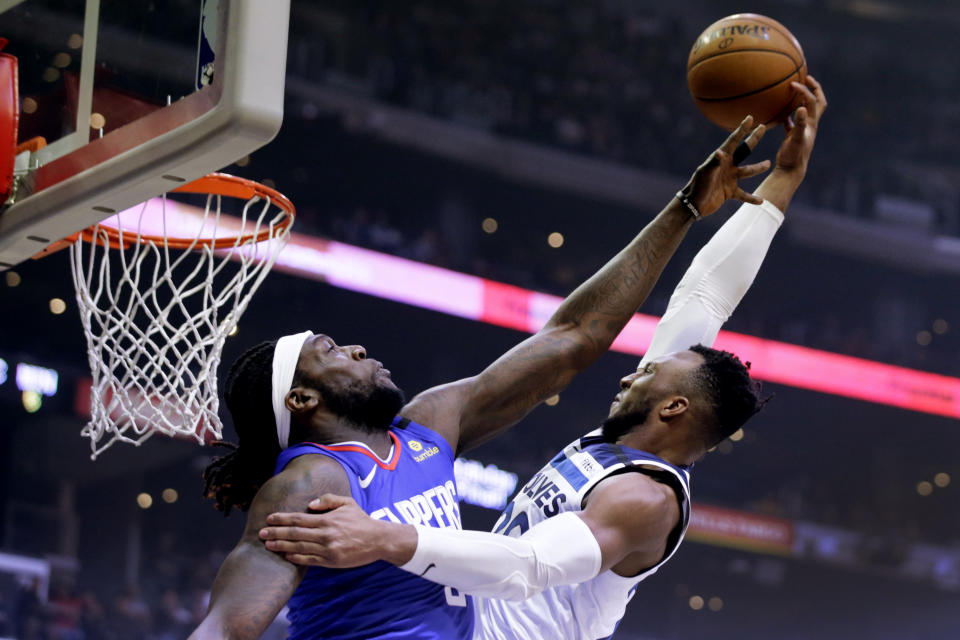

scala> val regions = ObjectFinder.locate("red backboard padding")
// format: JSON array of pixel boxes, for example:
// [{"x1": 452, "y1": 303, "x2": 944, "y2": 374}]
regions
[{"x1": 0, "y1": 37, "x2": 18, "y2": 201}]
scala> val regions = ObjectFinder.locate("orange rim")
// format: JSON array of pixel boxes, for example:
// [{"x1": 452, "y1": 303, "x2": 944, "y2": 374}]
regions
[{"x1": 76, "y1": 172, "x2": 295, "y2": 251}]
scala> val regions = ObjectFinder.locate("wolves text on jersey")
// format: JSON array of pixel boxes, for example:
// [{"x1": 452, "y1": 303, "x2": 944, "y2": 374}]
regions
[{"x1": 521, "y1": 472, "x2": 567, "y2": 517}]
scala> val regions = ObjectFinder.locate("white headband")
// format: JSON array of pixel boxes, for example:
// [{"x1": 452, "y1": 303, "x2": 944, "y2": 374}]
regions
[{"x1": 271, "y1": 330, "x2": 314, "y2": 449}]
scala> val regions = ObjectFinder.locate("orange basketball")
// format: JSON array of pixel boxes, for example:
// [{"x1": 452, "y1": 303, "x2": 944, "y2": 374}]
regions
[{"x1": 687, "y1": 14, "x2": 806, "y2": 131}]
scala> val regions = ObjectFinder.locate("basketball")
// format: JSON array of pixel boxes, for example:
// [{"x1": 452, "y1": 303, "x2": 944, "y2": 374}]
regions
[{"x1": 687, "y1": 14, "x2": 806, "y2": 130}]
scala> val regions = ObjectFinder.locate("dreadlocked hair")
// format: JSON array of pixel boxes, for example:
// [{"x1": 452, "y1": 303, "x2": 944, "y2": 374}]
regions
[
  {"x1": 202, "y1": 340, "x2": 281, "y2": 516},
  {"x1": 688, "y1": 344, "x2": 769, "y2": 446}
]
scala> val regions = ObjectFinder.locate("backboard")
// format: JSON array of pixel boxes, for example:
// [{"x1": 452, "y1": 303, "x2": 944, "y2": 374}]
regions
[{"x1": 0, "y1": 0, "x2": 290, "y2": 269}]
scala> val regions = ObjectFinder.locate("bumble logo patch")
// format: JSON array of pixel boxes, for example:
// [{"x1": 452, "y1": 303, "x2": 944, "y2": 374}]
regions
[
  {"x1": 410, "y1": 441, "x2": 440, "y2": 463},
  {"x1": 414, "y1": 446, "x2": 440, "y2": 462}
]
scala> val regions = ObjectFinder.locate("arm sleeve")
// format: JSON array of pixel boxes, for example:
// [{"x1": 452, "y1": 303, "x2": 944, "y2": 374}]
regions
[
  {"x1": 398, "y1": 512, "x2": 602, "y2": 602},
  {"x1": 640, "y1": 199, "x2": 784, "y2": 364}
]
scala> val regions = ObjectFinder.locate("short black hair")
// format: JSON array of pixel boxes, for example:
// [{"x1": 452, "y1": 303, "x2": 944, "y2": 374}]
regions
[
  {"x1": 202, "y1": 341, "x2": 281, "y2": 515},
  {"x1": 688, "y1": 344, "x2": 769, "y2": 445}
]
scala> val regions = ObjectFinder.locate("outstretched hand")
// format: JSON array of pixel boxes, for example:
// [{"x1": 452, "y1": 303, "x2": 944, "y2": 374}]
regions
[
  {"x1": 775, "y1": 74, "x2": 828, "y2": 176},
  {"x1": 260, "y1": 494, "x2": 412, "y2": 568},
  {"x1": 680, "y1": 115, "x2": 772, "y2": 218}
]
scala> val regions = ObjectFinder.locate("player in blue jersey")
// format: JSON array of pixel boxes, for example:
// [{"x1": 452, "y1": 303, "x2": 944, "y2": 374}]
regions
[
  {"x1": 257, "y1": 79, "x2": 826, "y2": 639},
  {"x1": 189, "y1": 107, "x2": 781, "y2": 638}
]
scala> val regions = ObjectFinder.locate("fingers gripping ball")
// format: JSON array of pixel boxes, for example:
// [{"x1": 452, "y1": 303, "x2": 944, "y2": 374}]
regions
[{"x1": 687, "y1": 14, "x2": 806, "y2": 131}]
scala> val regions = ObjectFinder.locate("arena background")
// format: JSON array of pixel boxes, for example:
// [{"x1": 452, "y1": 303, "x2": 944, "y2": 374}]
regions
[{"x1": 2, "y1": 0, "x2": 959, "y2": 638}]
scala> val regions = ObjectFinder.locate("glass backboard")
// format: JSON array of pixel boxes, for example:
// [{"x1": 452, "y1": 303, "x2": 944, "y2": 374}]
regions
[{"x1": 0, "y1": 0, "x2": 290, "y2": 268}]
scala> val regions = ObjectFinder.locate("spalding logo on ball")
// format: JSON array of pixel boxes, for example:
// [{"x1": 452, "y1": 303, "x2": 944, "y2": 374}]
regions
[{"x1": 687, "y1": 14, "x2": 806, "y2": 130}]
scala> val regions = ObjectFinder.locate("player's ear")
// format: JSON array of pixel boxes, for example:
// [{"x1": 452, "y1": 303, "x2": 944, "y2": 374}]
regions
[
  {"x1": 286, "y1": 386, "x2": 320, "y2": 414},
  {"x1": 659, "y1": 395, "x2": 689, "y2": 421}
]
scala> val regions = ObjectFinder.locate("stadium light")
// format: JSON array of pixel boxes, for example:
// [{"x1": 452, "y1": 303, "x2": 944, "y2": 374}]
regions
[{"x1": 16, "y1": 363, "x2": 59, "y2": 397}]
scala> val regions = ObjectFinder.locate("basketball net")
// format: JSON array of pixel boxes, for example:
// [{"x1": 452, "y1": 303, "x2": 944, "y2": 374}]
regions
[{"x1": 69, "y1": 174, "x2": 294, "y2": 458}]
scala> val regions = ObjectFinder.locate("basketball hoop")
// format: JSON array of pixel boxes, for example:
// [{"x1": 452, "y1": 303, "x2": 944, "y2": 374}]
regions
[{"x1": 68, "y1": 173, "x2": 294, "y2": 458}]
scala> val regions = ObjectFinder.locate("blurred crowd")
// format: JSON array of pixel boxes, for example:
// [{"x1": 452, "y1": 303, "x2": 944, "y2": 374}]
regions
[
  {"x1": 291, "y1": 0, "x2": 960, "y2": 236},
  {"x1": 0, "y1": 528, "x2": 280, "y2": 640},
  {"x1": 0, "y1": 562, "x2": 286, "y2": 640},
  {"x1": 1, "y1": 580, "x2": 200, "y2": 640}
]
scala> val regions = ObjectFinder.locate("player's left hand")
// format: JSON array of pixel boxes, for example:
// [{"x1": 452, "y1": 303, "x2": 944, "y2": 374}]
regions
[
  {"x1": 680, "y1": 115, "x2": 771, "y2": 218},
  {"x1": 260, "y1": 494, "x2": 416, "y2": 568}
]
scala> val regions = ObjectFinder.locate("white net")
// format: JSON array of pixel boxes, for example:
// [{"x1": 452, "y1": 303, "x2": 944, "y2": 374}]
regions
[{"x1": 69, "y1": 178, "x2": 292, "y2": 458}]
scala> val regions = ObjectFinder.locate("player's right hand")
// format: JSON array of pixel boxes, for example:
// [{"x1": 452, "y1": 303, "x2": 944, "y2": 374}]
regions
[
  {"x1": 775, "y1": 75, "x2": 827, "y2": 176},
  {"x1": 260, "y1": 494, "x2": 417, "y2": 569}
]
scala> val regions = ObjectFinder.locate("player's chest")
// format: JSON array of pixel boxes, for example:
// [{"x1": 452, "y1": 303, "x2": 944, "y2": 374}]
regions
[{"x1": 361, "y1": 457, "x2": 463, "y2": 530}]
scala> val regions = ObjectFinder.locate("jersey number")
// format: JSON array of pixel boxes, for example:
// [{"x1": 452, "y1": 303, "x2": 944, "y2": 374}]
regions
[
  {"x1": 444, "y1": 586, "x2": 467, "y2": 607},
  {"x1": 493, "y1": 502, "x2": 529, "y2": 537}
]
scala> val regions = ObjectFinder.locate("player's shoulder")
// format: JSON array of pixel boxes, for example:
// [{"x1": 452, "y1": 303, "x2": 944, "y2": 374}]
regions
[
  {"x1": 586, "y1": 471, "x2": 680, "y2": 526},
  {"x1": 262, "y1": 454, "x2": 351, "y2": 505},
  {"x1": 242, "y1": 454, "x2": 352, "y2": 539},
  {"x1": 402, "y1": 376, "x2": 474, "y2": 416},
  {"x1": 577, "y1": 437, "x2": 689, "y2": 494},
  {"x1": 583, "y1": 471, "x2": 685, "y2": 575},
  {"x1": 398, "y1": 377, "x2": 475, "y2": 449}
]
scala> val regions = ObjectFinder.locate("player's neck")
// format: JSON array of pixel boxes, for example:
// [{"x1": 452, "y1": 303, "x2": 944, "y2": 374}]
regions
[
  {"x1": 620, "y1": 427, "x2": 701, "y2": 467},
  {"x1": 291, "y1": 418, "x2": 395, "y2": 458}
]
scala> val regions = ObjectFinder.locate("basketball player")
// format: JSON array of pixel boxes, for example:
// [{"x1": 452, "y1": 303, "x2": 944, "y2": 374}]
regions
[{"x1": 258, "y1": 76, "x2": 826, "y2": 640}]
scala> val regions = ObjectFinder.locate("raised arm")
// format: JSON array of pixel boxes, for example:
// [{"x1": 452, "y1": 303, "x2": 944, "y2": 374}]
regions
[
  {"x1": 189, "y1": 457, "x2": 350, "y2": 640},
  {"x1": 642, "y1": 75, "x2": 826, "y2": 364},
  {"x1": 403, "y1": 118, "x2": 771, "y2": 453},
  {"x1": 259, "y1": 473, "x2": 677, "y2": 602}
]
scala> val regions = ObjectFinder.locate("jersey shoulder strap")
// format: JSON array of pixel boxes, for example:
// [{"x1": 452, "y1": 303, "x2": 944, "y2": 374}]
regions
[{"x1": 391, "y1": 415, "x2": 456, "y2": 463}]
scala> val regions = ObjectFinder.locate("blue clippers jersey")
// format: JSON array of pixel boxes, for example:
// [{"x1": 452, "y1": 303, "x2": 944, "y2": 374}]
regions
[{"x1": 273, "y1": 416, "x2": 474, "y2": 640}]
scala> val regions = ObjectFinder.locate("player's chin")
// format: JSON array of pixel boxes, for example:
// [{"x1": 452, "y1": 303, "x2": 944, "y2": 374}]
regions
[
  {"x1": 377, "y1": 379, "x2": 406, "y2": 407},
  {"x1": 379, "y1": 374, "x2": 400, "y2": 391}
]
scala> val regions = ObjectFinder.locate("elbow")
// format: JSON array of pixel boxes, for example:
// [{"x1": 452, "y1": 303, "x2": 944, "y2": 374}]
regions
[
  {"x1": 543, "y1": 324, "x2": 603, "y2": 371},
  {"x1": 188, "y1": 619, "x2": 222, "y2": 640},
  {"x1": 191, "y1": 615, "x2": 247, "y2": 640},
  {"x1": 498, "y1": 574, "x2": 546, "y2": 602},
  {"x1": 499, "y1": 555, "x2": 571, "y2": 602},
  {"x1": 689, "y1": 287, "x2": 736, "y2": 323}
]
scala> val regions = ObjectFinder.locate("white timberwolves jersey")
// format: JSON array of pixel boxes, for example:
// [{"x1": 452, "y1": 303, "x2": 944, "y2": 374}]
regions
[{"x1": 474, "y1": 429, "x2": 692, "y2": 640}]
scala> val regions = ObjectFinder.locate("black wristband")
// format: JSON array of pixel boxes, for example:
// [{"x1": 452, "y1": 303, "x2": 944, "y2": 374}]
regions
[{"x1": 675, "y1": 191, "x2": 701, "y2": 221}]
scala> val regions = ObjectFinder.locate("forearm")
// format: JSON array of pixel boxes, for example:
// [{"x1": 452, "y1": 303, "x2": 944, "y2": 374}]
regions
[
  {"x1": 450, "y1": 200, "x2": 695, "y2": 450},
  {"x1": 190, "y1": 541, "x2": 302, "y2": 640},
  {"x1": 755, "y1": 167, "x2": 804, "y2": 212},
  {"x1": 643, "y1": 198, "x2": 784, "y2": 362},
  {"x1": 394, "y1": 513, "x2": 602, "y2": 602},
  {"x1": 548, "y1": 199, "x2": 694, "y2": 356}
]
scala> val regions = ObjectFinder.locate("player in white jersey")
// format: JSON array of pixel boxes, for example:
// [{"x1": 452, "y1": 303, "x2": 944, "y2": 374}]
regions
[
  {"x1": 477, "y1": 432, "x2": 693, "y2": 639},
  {"x1": 260, "y1": 77, "x2": 826, "y2": 639}
]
